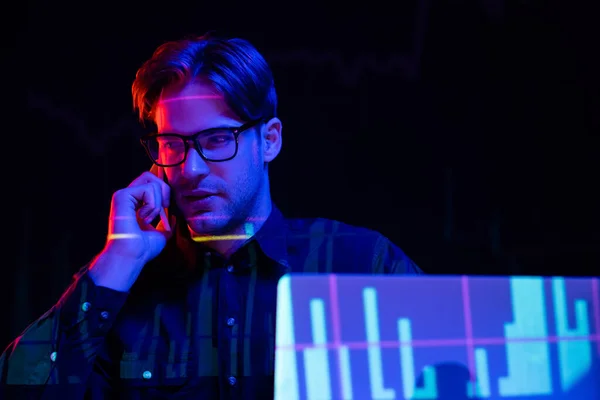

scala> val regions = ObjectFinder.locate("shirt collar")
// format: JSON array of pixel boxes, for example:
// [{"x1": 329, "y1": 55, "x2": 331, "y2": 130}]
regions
[{"x1": 252, "y1": 204, "x2": 290, "y2": 270}]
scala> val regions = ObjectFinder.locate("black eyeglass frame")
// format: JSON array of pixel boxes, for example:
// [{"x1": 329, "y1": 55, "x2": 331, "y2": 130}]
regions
[{"x1": 140, "y1": 118, "x2": 267, "y2": 167}]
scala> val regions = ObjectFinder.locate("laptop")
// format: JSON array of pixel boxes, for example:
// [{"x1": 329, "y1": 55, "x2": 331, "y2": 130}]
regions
[{"x1": 274, "y1": 274, "x2": 600, "y2": 400}]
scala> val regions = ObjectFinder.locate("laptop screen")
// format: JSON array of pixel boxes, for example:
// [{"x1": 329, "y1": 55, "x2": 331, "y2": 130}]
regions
[{"x1": 274, "y1": 274, "x2": 600, "y2": 400}]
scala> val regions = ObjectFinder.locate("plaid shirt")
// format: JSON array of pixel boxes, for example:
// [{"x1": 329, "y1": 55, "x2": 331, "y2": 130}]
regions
[{"x1": 1, "y1": 205, "x2": 422, "y2": 399}]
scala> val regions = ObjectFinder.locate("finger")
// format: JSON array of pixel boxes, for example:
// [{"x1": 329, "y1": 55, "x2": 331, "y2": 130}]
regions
[
  {"x1": 160, "y1": 180, "x2": 170, "y2": 209},
  {"x1": 153, "y1": 167, "x2": 171, "y2": 209},
  {"x1": 157, "y1": 215, "x2": 176, "y2": 236},
  {"x1": 125, "y1": 183, "x2": 157, "y2": 219},
  {"x1": 143, "y1": 182, "x2": 163, "y2": 224},
  {"x1": 152, "y1": 167, "x2": 170, "y2": 225},
  {"x1": 150, "y1": 164, "x2": 160, "y2": 176},
  {"x1": 110, "y1": 184, "x2": 156, "y2": 236},
  {"x1": 159, "y1": 208, "x2": 170, "y2": 232},
  {"x1": 132, "y1": 170, "x2": 171, "y2": 209},
  {"x1": 113, "y1": 184, "x2": 154, "y2": 215},
  {"x1": 128, "y1": 171, "x2": 163, "y2": 188}
]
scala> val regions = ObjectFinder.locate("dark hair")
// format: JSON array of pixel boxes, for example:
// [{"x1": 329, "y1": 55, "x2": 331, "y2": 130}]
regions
[{"x1": 132, "y1": 33, "x2": 277, "y2": 123}]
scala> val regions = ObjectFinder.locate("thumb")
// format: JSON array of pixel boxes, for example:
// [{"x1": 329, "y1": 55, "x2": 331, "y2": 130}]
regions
[{"x1": 157, "y1": 215, "x2": 177, "y2": 238}]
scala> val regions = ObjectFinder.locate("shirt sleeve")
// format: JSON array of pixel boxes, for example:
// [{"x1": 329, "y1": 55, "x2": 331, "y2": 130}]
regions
[
  {"x1": 0, "y1": 265, "x2": 128, "y2": 399},
  {"x1": 372, "y1": 235, "x2": 424, "y2": 275}
]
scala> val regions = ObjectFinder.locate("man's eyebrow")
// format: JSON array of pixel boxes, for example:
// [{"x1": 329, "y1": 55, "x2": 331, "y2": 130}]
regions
[
  {"x1": 158, "y1": 123, "x2": 241, "y2": 134},
  {"x1": 157, "y1": 94, "x2": 224, "y2": 105}
]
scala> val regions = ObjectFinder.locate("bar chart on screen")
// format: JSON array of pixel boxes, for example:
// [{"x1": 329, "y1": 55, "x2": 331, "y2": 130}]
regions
[{"x1": 274, "y1": 274, "x2": 600, "y2": 400}]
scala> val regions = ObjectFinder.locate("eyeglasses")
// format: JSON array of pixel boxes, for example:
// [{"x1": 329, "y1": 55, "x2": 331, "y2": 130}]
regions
[{"x1": 140, "y1": 119, "x2": 265, "y2": 167}]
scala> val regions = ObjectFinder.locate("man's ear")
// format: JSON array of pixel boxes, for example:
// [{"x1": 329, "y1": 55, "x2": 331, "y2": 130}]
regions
[{"x1": 262, "y1": 117, "x2": 282, "y2": 162}]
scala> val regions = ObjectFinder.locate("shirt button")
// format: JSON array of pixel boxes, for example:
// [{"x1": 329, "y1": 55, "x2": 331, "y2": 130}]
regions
[
  {"x1": 226, "y1": 265, "x2": 234, "y2": 273},
  {"x1": 100, "y1": 311, "x2": 110, "y2": 320},
  {"x1": 81, "y1": 302, "x2": 91, "y2": 312},
  {"x1": 142, "y1": 370, "x2": 152, "y2": 380},
  {"x1": 226, "y1": 317, "x2": 236, "y2": 327},
  {"x1": 228, "y1": 376, "x2": 237, "y2": 386},
  {"x1": 50, "y1": 351, "x2": 57, "y2": 362}
]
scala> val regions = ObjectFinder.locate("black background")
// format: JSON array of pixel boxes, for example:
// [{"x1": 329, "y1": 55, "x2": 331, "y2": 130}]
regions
[{"x1": 8, "y1": 0, "x2": 598, "y2": 349}]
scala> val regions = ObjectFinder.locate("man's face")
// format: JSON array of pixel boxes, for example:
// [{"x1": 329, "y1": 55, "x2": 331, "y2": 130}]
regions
[{"x1": 154, "y1": 80, "x2": 277, "y2": 235}]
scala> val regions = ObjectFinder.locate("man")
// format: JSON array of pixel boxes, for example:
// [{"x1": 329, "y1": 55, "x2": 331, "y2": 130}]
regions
[{"x1": 1, "y1": 34, "x2": 422, "y2": 399}]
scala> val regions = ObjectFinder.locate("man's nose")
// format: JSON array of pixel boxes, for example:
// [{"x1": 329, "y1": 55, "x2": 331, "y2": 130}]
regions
[{"x1": 180, "y1": 148, "x2": 210, "y2": 178}]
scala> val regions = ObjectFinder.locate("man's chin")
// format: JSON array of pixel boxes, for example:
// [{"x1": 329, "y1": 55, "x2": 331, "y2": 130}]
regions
[{"x1": 185, "y1": 211, "x2": 231, "y2": 236}]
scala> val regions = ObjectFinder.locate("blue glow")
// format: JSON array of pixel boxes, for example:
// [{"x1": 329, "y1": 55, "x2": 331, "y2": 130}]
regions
[
  {"x1": 467, "y1": 348, "x2": 490, "y2": 398},
  {"x1": 399, "y1": 318, "x2": 437, "y2": 399},
  {"x1": 364, "y1": 287, "x2": 396, "y2": 399},
  {"x1": 339, "y1": 346, "x2": 353, "y2": 399},
  {"x1": 274, "y1": 275, "x2": 299, "y2": 400},
  {"x1": 552, "y1": 277, "x2": 592, "y2": 391},
  {"x1": 304, "y1": 299, "x2": 332, "y2": 399},
  {"x1": 498, "y1": 277, "x2": 552, "y2": 396},
  {"x1": 274, "y1": 275, "x2": 599, "y2": 399}
]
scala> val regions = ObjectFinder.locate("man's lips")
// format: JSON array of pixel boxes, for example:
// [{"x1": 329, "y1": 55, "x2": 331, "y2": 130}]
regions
[
  {"x1": 180, "y1": 190, "x2": 219, "y2": 213},
  {"x1": 180, "y1": 189, "x2": 217, "y2": 200}
]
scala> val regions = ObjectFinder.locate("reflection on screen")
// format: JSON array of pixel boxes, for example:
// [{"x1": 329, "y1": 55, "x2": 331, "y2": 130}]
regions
[{"x1": 275, "y1": 275, "x2": 600, "y2": 399}]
